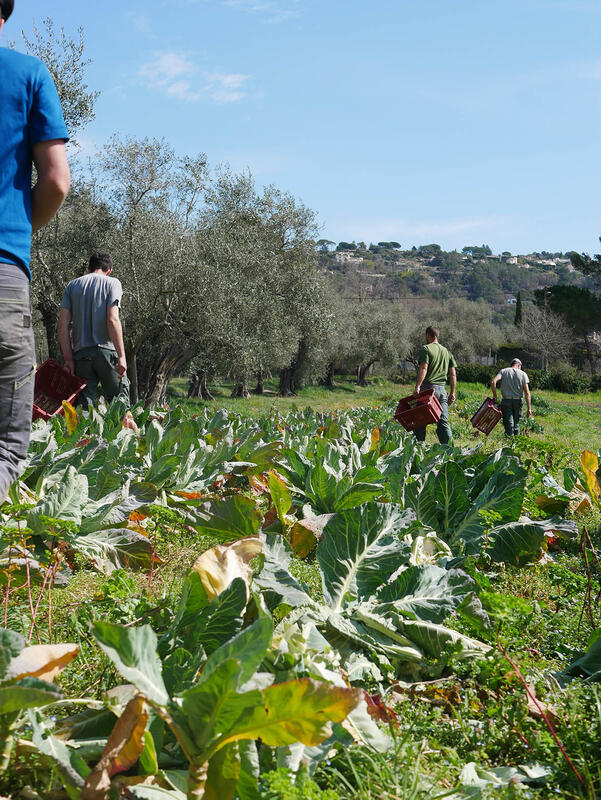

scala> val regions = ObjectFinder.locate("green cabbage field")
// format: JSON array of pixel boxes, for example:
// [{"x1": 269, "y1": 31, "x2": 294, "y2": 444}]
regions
[{"x1": 1, "y1": 399, "x2": 600, "y2": 799}]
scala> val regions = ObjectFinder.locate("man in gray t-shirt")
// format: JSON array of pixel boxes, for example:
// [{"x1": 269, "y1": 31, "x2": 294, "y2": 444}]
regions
[
  {"x1": 490, "y1": 358, "x2": 532, "y2": 436},
  {"x1": 58, "y1": 252, "x2": 129, "y2": 408}
]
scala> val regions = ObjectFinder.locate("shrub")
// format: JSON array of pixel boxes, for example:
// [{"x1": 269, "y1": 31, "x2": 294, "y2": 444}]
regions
[
  {"x1": 526, "y1": 369, "x2": 554, "y2": 391},
  {"x1": 549, "y1": 362, "x2": 590, "y2": 394},
  {"x1": 455, "y1": 363, "x2": 498, "y2": 385},
  {"x1": 457, "y1": 362, "x2": 591, "y2": 394}
]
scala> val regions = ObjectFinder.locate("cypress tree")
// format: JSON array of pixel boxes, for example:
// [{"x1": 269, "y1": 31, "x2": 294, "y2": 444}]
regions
[{"x1": 514, "y1": 290, "x2": 523, "y2": 326}]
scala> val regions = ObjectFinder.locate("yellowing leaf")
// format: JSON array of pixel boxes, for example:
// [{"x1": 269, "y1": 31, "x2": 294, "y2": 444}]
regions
[
  {"x1": 83, "y1": 695, "x2": 149, "y2": 800},
  {"x1": 290, "y1": 514, "x2": 334, "y2": 559},
  {"x1": 370, "y1": 427, "x2": 380, "y2": 451},
  {"x1": 192, "y1": 537, "x2": 262, "y2": 600},
  {"x1": 217, "y1": 678, "x2": 361, "y2": 751},
  {"x1": 569, "y1": 486, "x2": 593, "y2": 515},
  {"x1": 176, "y1": 491, "x2": 206, "y2": 500},
  {"x1": 581, "y1": 450, "x2": 600, "y2": 505},
  {"x1": 127, "y1": 523, "x2": 150, "y2": 537},
  {"x1": 525, "y1": 683, "x2": 558, "y2": 724},
  {"x1": 249, "y1": 475, "x2": 269, "y2": 496},
  {"x1": 62, "y1": 400, "x2": 79, "y2": 434},
  {"x1": 7, "y1": 643, "x2": 79, "y2": 683},
  {"x1": 581, "y1": 449, "x2": 599, "y2": 475}
]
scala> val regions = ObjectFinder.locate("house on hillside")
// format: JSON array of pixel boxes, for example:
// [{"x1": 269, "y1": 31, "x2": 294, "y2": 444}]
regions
[{"x1": 335, "y1": 251, "x2": 363, "y2": 266}]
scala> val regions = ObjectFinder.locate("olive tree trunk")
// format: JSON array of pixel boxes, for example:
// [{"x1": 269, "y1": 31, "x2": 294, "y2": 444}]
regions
[
  {"x1": 142, "y1": 345, "x2": 194, "y2": 407},
  {"x1": 231, "y1": 378, "x2": 250, "y2": 398},
  {"x1": 188, "y1": 370, "x2": 214, "y2": 400},
  {"x1": 319, "y1": 362, "x2": 336, "y2": 387},
  {"x1": 126, "y1": 342, "x2": 139, "y2": 405},
  {"x1": 37, "y1": 298, "x2": 61, "y2": 362},
  {"x1": 356, "y1": 361, "x2": 374, "y2": 386}
]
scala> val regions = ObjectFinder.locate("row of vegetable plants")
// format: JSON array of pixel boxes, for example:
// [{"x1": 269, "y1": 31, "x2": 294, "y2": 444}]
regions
[{"x1": 1, "y1": 399, "x2": 600, "y2": 799}]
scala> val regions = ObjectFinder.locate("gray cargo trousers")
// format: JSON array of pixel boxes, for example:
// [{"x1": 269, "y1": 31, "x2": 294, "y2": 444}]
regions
[
  {"x1": 501, "y1": 397, "x2": 523, "y2": 436},
  {"x1": 74, "y1": 346, "x2": 130, "y2": 408},
  {"x1": 413, "y1": 384, "x2": 453, "y2": 445},
  {"x1": 0, "y1": 264, "x2": 35, "y2": 501}
]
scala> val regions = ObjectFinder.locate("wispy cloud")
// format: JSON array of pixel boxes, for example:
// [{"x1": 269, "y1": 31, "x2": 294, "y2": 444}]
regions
[
  {"x1": 125, "y1": 11, "x2": 155, "y2": 36},
  {"x1": 172, "y1": 0, "x2": 301, "y2": 23},
  {"x1": 139, "y1": 52, "x2": 251, "y2": 103},
  {"x1": 205, "y1": 72, "x2": 250, "y2": 103},
  {"x1": 222, "y1": 0, "x2": 301, "y2": 22}
]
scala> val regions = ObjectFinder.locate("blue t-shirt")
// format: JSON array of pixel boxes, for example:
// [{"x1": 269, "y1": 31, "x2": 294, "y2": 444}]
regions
[{"x1": 0, "y1": 48, "x2": 69, "y2": 279}]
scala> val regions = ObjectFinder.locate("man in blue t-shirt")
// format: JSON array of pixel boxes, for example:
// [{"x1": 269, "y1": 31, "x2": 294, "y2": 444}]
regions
[{"x1": 0, "y1": 0, "x2": 70, "y2": 501}]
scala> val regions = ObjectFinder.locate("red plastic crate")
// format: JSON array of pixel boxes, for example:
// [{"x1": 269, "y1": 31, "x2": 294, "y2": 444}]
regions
[
  {"x1": 394, "y1": 389, "x2": 442, "y2": 432},
  {"x1": 471, "y1": 398, "x2": 502, "y2": 435},
  {"x1": 32, "y1": 359, "x2": 87, "y2": 422}
]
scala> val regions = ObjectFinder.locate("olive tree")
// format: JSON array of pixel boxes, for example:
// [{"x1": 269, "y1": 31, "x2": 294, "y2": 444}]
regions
[
  {"x1": 407, "y1": 299, "x2": 502, "y2": 366},
  {"x1": 347, "y1": 302, "x2": 410, "y2": 385},
  {"x1": 193, "y1": 170, "x2": 325, "y2": 399},
  {"x1": 96, "y1": 136, "x2": 209, "y2": 403}
]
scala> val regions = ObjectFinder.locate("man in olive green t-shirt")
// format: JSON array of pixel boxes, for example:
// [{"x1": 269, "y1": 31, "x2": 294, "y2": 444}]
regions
[{"x1": 413, "y1": 325, "x2": 457, "y2": 445}]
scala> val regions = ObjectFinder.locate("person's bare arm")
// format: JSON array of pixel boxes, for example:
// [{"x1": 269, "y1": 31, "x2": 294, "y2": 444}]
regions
[
  {"x1": 490, "y1": 373, "x2": 501, "y2": 403},
  {"x1": 107, "y1": 305, "x2": 127, "y2": 378},
  {"x1": 414, "y1": 362, "x2": 428, "y2": 394},
  {"x1": 524, "y1": 383, "x2": 532, "y2": 417},
  {"x1": 58, "y1": 307, "x2": 74, "y2": 375},
  {"x1": 448, "y1": 367, "x2": 456, "y2": 405},
  {"x1": 31, "y1": 140, "x2": 70, "y2": 233}
]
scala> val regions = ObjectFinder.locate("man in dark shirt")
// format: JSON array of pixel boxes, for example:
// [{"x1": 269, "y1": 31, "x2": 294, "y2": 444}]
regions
[
  {"x1": 0, "y1": 0, "x2": 70, "y2": 500},
  {"x1": 413, "y1": 325, "x2": 457, "y2": 445}
]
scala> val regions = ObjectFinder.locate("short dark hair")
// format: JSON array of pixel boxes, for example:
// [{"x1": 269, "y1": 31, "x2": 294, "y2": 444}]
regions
[
  {"x1": 425, "y1": 325, "x2": 439, "y2": 339},
  {"x1": 88, "y1": 252, "x2": 112, "y2": 273},
  {"x1": 0, "y1": 1, "x2": 14, "y2": 21}
]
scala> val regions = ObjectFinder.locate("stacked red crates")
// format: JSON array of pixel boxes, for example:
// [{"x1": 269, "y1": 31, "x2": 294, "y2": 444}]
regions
[
  {"x1": 394, "y1": 389, "x2": 442, "y2": 432},
  {"x1": 470, "y1": 398, "x2": 502, "y2": 435},
  {"x1": 32, "y1": 359, "x2": 87, "y2": 422}
]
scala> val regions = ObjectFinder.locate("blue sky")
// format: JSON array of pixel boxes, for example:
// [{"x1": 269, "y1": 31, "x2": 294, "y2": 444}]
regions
[{"x1": 6, "y1": 0, "x2": 601, "y2": 254}]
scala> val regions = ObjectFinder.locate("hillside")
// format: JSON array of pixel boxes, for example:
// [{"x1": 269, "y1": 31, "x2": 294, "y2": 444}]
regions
[{"x1": 318, "y1": 241, "x2": 595, "y2": 315}]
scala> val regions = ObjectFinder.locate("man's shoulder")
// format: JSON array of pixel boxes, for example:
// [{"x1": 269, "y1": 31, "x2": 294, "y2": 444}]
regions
[
  {"x1": 94, "y1": 274, "x2": 123, "y2": 295},
  {"x1": 0, "y1": 48, "x2": 46, "y2": 78},
  {"x1": 66, "y1": 274, "x2": 87, "y2": 289}
]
